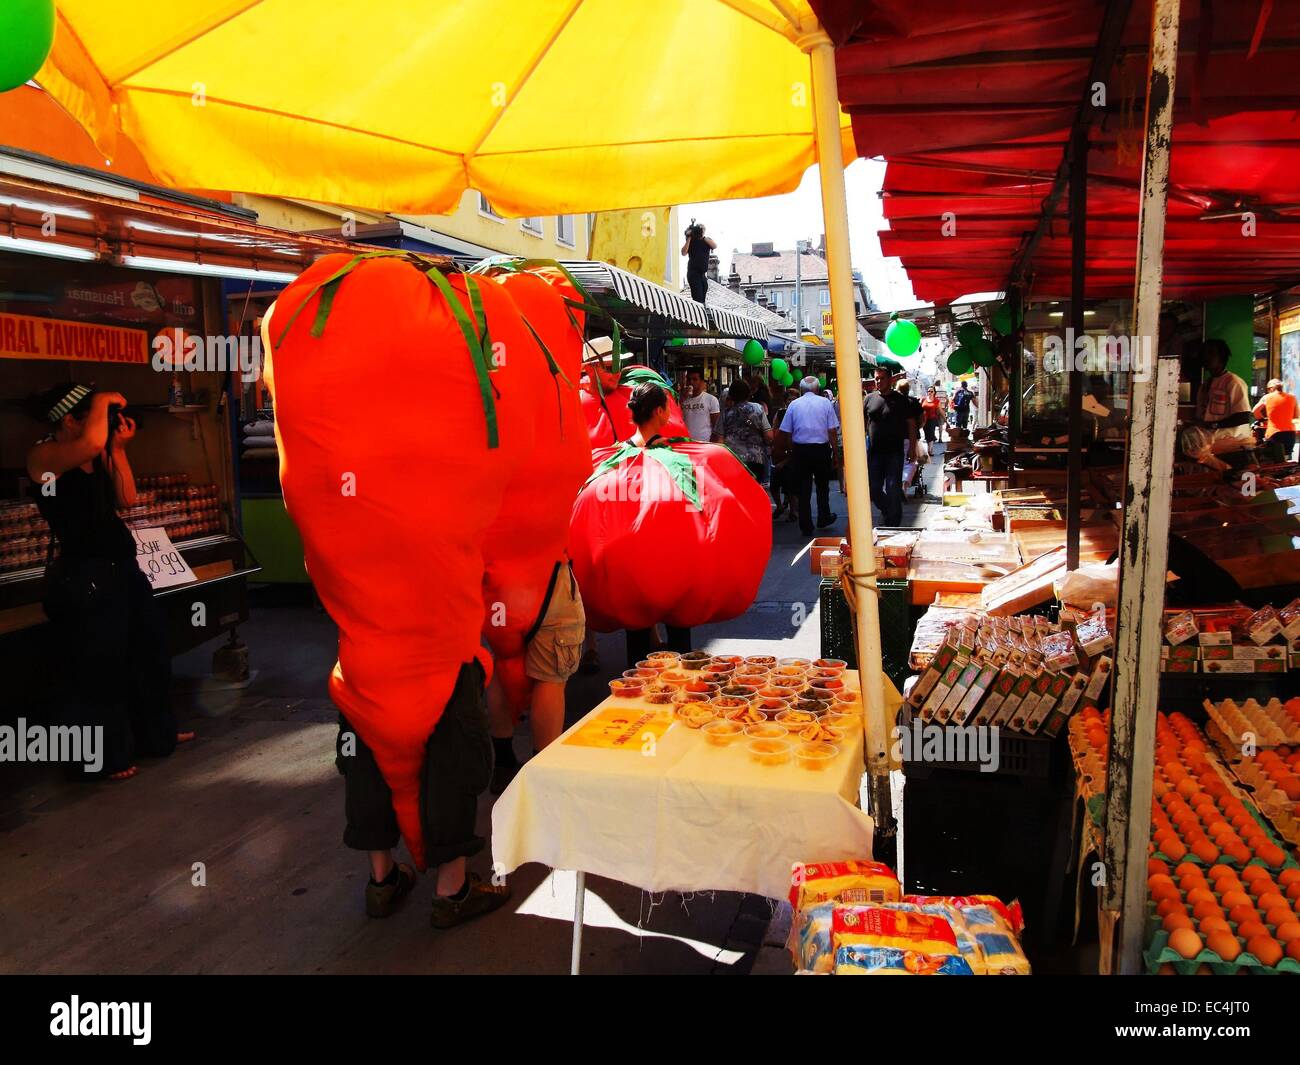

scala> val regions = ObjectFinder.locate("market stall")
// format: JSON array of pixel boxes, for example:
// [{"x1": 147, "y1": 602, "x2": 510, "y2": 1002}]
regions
[{"x1": 0, "y1": 164, "x2": 357, "y2": 664}]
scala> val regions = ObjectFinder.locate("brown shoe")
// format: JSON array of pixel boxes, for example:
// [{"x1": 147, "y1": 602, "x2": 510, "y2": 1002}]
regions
[
  {"x1": 429, "y1": 873, "x2": 511, "y2": 930},
  {"x1": 365, "y1": 862, "x2": 417, "y2": 918}
]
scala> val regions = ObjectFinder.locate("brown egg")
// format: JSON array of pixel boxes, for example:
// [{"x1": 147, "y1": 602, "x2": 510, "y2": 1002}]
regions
[
  {"x1": 1288, "y1": 939, "x2": 1300, "y2": 962},
  {"x1": 1238, "y1": 918, "x2": 1270, "y2": 940},
  {"x1": 1258, "y1": 892, "x2": 1289, "y2": 914},
  {"x1": 1221, "y1": 889, "x2": 1252, "y2": 909},
  {"x1": 1156, "y1": 897, "x2": 1185, "y2": 918},
  {"x1": 1164, "y1": 911, "x2": 1195, "y2": 933},
  {"x1": 1245, "y1": 935, "x2": 1282, "y2": 967},
  {"x1": 1276, "y1": 921, "x2": 1300, "y2": 945},
  {"x1": 1199, "y1": 915, "x2": 1231, "y2": 936},
  {"x1": 1148, "y1": 858, "x2": 1171, "y2": 877},
  {"x1": 1192, "y1": 899, "x2": 1224, "y2": 922},
  {"x1": 1191, "y1": 839, "x2": 1220, "y2": 864},
  {"x1": 1206, "y1": 930, "x2": 1241, "y2": 961},
  {"x1": 1229, "y1": 903, "x2": 1259, "y2": 925},
  {"x1": 1185, "y1": 886, "x2": 1216, "y2": 907},
  {"x1": 1168, "y1": 927, "x2": 1203, "y2": 959},
  {"x1": 1278, "y1": 869, "x2": 1300, "y2": 888},
  {"x1": 1242, "y1": 864, "x2": 1272, "y2": 885},
  {"x1": 1255, "y1": 843, "x2": 1287, "y2": 868},
  {"x1": 1265, "y1": 906, "x2": 1294, "y2": 931}
]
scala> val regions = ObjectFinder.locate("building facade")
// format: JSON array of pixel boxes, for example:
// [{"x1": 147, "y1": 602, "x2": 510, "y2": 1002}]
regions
[{"x1": 728, "y1": 239, "x2": 876, "y2": 342}]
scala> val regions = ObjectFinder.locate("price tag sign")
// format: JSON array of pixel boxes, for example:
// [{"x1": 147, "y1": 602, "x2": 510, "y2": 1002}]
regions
[{"x1": 131, "y1": 527, "x2": 197, "y2": 589}]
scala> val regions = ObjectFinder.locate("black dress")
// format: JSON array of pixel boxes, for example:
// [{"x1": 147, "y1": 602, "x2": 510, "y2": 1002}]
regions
[{"x1": 38, "y1": 452, "x2": 174, "y2": 776}]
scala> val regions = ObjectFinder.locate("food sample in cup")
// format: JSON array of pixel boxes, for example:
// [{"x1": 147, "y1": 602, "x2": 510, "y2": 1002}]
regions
[
  {"x1": 778, "y1": 657, "x2": 812, "y2": 669},
  {"x1": 813, "y1": 659, "x2": 848, "y2": 671},
  {"x1": 609, "y1": 678, "x2": 643, "y2": 698},
  {"x1": 646, "y1": 651, "x2": 682, "y2": 667},
  {"x1": 775, "y1": 709, "x2": 819, "y2": 730},
  {"x1": 735, "y1": 669, "x2": 770, "y2": 686},
  {"x1": 748, "y1": 737, "x2": 793, "y2": 766},
  {"x1": 702, "y1": 719, "x2": 745, "y2": 746},
  {"x1": 679, "y1": 651, "x2": 712, "y2": 670},
  {"x1": 808, "y1": 668, "x2": 844, "y2": 684},
  {"x1": 757, "y1": 685, "x2": 797, "y2": 701},
  {"x1": 803, "y1": 686, "x2": 836, "y2": 703},
  {"x1": 678, "y1": 705, "x2": 717, "y2": 729},
  {"x1": 831, "y1": 688, "x2": 858, "y2": 706},
  {"x1": 771, "y1": 664, "x2": 809, "y2": 683},
  {"x1": 672, "y1": 688, "x2": 713, "y2": 706},
  {"x1": 658, "y1": 670, "x2": 691, "y2": 688},
  {"x1": 797, "y1": 721, "x2": 843, "y2": 744},
  {"x1": 754, "y1": 697, "x2": 792, "y2": 717},
  {"x1": 703, "y1": 660, "x2": 736, "y2": 677},
  {"x1": 795, "y1": 741, "x2": 838, "y2": 770},
  {"x1": 719, "y1": 683, "x2": 758, "y2": 700},
  {"x1": 745, "y1": 722, "x2": 789, "y2": 740},
  {"x1": 711, "y1": 654, "x2": 744, "y2": 666},
  {"x1": 623, "y1": 667, "x2": 658, "y2": 681},
  {"x1": 792, "y1": 696, "x2": 831, "y2": 715},
  {"x1": 744, "y1": 655, "x2": 776, "y2": 668},
  {"x1": 823, "y1": 711, "x2": 859, "y2": 732},
  {"x1": 809, "y1": 675, "x2": 844, "y2": 691},
  {"x1": 637, "y1": 659, "x2": 670, "y2": 673},
  {"x1": 642, "y1": 681, "x2": 675, "y2": 704},
  {"x1": 710, "y1": 695, "x2": 750, "y2": 714}
]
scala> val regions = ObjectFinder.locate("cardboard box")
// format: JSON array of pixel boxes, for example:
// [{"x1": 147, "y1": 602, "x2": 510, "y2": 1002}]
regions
[
  {"x1": 1025, "y1": 673, "x2": 1071, "y2": 734},
  {"x1": 972, "y1": 668, "x2": 1018, "y2": 727},
  {"x1": 810, "y1": 537, "x2": 844, "y2": 576},
  {"x1": 920, "y1": 657, "x2": 967, "y2": 721},
  {"x1": 950, "y1": 664, "x2": 999, "y2": 726},
  {"x1": 1161, "y1": 658, "x2": 1199, "y2": 673}
]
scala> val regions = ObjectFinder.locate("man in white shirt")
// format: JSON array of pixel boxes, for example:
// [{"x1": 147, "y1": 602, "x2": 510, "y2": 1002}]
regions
[
  {"x1": 776, "y1": 376, "x2": 840, "y2": 535},
  {"x1": 681, "y1": 369, "x2": 720, "y2": 441}
]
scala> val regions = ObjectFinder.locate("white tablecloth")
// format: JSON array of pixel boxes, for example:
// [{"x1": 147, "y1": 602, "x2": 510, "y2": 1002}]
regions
[{"x1": 491, "y1": 672, "x2": 875, "y2": 901}]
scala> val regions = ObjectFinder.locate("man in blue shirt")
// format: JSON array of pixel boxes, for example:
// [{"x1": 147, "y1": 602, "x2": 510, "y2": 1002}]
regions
[
  {"x1": 952, "y1": 380, "x2": 972, "y2": 430},
  {"x1": 776, "y1": 376, "x2": 840, "y2": 536}
]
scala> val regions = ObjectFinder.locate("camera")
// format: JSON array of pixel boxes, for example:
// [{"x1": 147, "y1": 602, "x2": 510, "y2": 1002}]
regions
[
  {"x1": 105, "y1": 403, "x2": 140, "y2": 438},
  {"x1": 685, "y1": 219, "x2": 704, "y2": 239}
]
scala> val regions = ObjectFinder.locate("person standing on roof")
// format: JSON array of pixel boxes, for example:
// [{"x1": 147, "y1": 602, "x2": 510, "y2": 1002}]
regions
[{"x1": 682, "y1": 220, "x2": 715, "y2": 304}]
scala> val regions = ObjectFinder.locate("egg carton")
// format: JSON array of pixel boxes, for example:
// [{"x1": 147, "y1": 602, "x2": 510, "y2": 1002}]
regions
[
  {"x1": 1205, "y1": 721, "x2": 1300, "y2": 850},
  {"x1": 1144, "y1": 918, "x2": 1300, "y2": 975},
  {"x1": 1150, "y1": 801, "x2": 1299, "y2": 872},
  {"x1": 1204, "y1": 697, "x2": 1300, "y2": 748}
]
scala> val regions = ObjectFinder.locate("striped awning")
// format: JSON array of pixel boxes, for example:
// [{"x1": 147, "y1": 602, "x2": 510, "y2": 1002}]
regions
[
  {"x1": 706, "y1": 305, "x2": 767, "y2": 340},
  {"x1": 561, "y1": 261, "x2": 709, "y2": 332}
]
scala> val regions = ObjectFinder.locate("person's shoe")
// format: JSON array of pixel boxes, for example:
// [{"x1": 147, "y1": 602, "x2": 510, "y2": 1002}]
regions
[
  {"x1": 578, "y1": 648, "x2": 600, "y2": 675},
  {"x1": 490, "y1": 761, "x2": 519, "y2": 796},
  {"x1": 430, "y1": 873, "x2": 512, "y2": 929},
  {"x1": 365, "y1": 862, "x2": 417, "y2": 918},
  {"x1": 816, "y1": 513, "x2": 838, "y2": 529}
]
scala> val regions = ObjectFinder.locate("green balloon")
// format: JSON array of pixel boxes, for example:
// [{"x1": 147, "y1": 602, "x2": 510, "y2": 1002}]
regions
[
  {"x1": 0, "y1": 0, "x2": 54, "y2": 93},
  {"x1": 885, "y1": 318, "x2": 921, "y2": 358},
  {"x1": 818, "y1": 374, "x2": 828, "y2": 389},
  {"x1": 667, "y1": 336, "x2": 687, "y2": 347},
  {"x1": 776, "y1": 370, "x2": 794, "y2": 387},
  {"x1": 991, "y1": 301, "x2": 1022, "y2": 337},
  {"x1": 969, "y1": 337, "x2": 995, "y2": 367},
  {"x1": 957, "y1": 322, "x2": 984, "y2": 348},
  {"x1": 947, "y1": 348, "x2": 974, "y2": 375},
  {"x1": 770, "y1": 357, "x2": 789, "y2": 378},
  {"x1": 742, "y1": 339, "x2": 765, "y2": 366}
]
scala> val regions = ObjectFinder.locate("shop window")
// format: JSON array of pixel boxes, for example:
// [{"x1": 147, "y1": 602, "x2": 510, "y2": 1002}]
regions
[
  {"x1": 521, "y1": 217, "x2": 544, "y2": 237},
  {"x1": 478, "y1": 193, "x2": 504, "y2": 221},
  {"x1": 556, "y1": 215, "x2": 575, "y2": 247}
]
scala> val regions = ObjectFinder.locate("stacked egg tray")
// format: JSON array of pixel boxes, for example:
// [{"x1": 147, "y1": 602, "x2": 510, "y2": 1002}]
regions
[
  {"x1": 1204, "y1": 703, "x2": 1300, "y2": 850},
  {"x1": 0, "y1": 501, "x2": 48, "y2": 573},
  {"x1": 1143, "y1": 862, "x2": 1300, "y2": 974}
]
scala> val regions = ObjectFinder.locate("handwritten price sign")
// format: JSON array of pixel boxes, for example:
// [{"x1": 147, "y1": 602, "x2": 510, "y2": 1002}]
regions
[{"x1": 131, "y1": 527, "x2": 197, "y2": 589}]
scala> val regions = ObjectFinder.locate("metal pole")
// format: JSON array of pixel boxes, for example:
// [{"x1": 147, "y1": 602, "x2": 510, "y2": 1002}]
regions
[
  {"x1": 795, "y1": 242, "x2": 802, "y2": 344},
  {"x1": 570, "y1": 870, "x2": 586, "y2": 975},
  {"x1": 1067, "y1": 125, "x2": 1087, "y2": 571},
  {"x1": 801, "y1": 29, "x2": 891, "y2": 809},
  {"x1": 1101, "y1": 0, "x2": 1181, "y2": 976}
]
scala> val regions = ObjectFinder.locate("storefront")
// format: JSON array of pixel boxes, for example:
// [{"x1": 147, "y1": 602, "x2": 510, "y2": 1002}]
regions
[{"x1": 0, "y1": 166, "x2": 355, "y2": 663}]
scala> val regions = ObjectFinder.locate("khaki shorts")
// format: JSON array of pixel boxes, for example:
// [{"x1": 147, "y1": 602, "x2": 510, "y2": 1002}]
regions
[{"x1": 524, "y1": 563, "x2": 587, "y2": 685}]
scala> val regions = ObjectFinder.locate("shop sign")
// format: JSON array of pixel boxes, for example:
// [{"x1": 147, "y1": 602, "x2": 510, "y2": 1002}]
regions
[{"x1": 0, "y1": 310, "x2": 149, "y2": 365}]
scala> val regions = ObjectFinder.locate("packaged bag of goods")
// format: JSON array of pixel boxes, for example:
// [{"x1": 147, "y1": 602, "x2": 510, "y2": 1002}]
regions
[
  {"x1": 906, "y1": 895, "x2": 1030, "y2": 974},
  {"x1": 831, "y1": 906, "x2": 973, "y2": 975},
  {"x1": 887, "y1": 901, "x2": 984, "y2": 974},
  {"x1": 789, "y1": 860, "x2": 900, "y2": 912},
  {"x1": 791, "y1": 902, "x2": 837, "y2": 974}
]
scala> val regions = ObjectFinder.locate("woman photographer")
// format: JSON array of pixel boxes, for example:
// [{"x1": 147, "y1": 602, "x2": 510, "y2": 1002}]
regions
[{"x1": 26, "y1": 384, "x2": 186, "y2": 781}]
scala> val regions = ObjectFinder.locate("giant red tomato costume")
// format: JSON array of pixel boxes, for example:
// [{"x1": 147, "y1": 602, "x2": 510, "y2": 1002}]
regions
[
  {"x1": 569, "y1": 439, "x2": 772, "y2": 631},
  {"x1": 264, "y1": 252, "x2": 532, "y2": 868},
  {"x1": 580, "y1": 364, "x2": 688, "y2": 447},
  {"x1": 478, "y1": 266, "x2": 592, "y2": 715}
]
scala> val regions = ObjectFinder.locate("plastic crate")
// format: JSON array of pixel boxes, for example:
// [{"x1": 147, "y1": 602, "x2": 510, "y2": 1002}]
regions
[
  {"x1": 819, "y1": 577, "x2": 911, "y2": 689},
  {"x1": 896, "y1": 704, "x2": 1058, "y2": 782}
]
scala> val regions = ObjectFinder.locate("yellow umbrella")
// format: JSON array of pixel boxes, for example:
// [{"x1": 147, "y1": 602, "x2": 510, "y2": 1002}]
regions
[
  {"x1": 39, "y1": 0, "x2": 891, "y2": 800},
  {"x1": 40, "y1": 0, "x2": 855, "y2": 215}
]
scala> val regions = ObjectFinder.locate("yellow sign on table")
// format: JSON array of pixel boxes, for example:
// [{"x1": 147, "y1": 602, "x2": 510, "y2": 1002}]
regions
[{"x1": 563, "y1": 707, "x2": 674, "y2": 751}]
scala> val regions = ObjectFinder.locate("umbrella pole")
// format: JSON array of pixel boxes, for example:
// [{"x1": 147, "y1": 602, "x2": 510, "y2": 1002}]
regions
[{"x1": 802, "y1": 30, "x2": 891, "y2": 814}]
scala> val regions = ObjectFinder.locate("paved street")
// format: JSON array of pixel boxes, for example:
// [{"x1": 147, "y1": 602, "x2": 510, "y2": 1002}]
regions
[{"x1": 0, "y1": 453, "x2": 944, "y2": 975}]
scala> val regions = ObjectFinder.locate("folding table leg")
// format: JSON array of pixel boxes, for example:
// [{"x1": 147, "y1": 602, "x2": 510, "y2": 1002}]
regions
[{"x1": 570, "y1": 870, "x2": 586, "y2": 975}]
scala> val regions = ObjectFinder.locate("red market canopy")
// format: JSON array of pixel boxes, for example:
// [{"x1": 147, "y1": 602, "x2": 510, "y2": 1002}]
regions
[{"x1": 811, "y1": 0, "x2": 1300, "y2": 303}]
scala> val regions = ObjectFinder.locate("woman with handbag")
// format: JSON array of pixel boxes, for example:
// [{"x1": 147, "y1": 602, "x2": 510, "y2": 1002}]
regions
[{"x1": 26, "y1": 384, "x2": 189, "y2": 781}]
